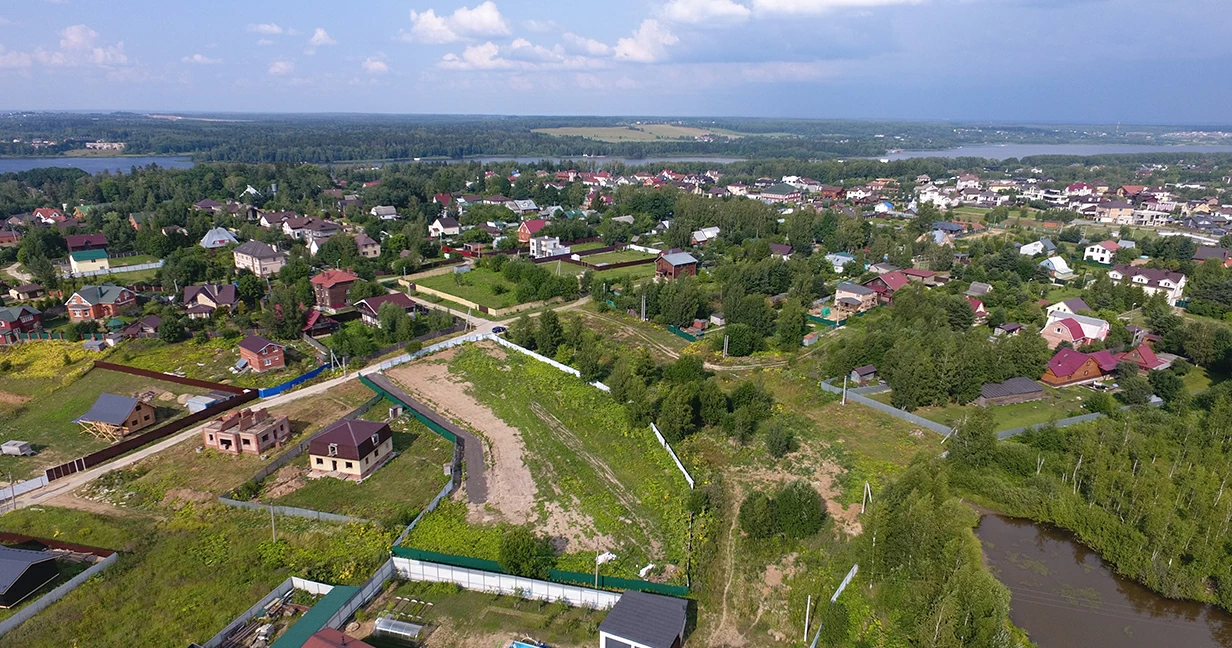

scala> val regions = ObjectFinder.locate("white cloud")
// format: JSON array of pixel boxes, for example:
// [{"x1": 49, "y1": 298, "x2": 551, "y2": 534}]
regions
[
  {"x1": 0, "y1": 45, "x2": 32, "y2": 69},
  {"x1": 268, "y1": 59, "x2": 294, "y2": 75},
  {"x1": 441, "y1": 42, "x2": 508, "y2": 69},
  {"x1": 614, "y1": 20, "x2": 678, "y2": 63},
  {"x1": 662, "y1": 0, "x2": 751, "y2": 24},
  {"x1": 35, "y1": 24, "x2": 128, "y2": 66},
  {"x1": 181, "y1": 53, "x2": 221, "y2": 65},
  {"x1": 752, "y1": 0, "x2": 923, "y2": 14},
  {"x1": 361, "y1": 56, "x2": 389, "y2": 74},
  {"x1": 246, "y1": 23, "x2": 284, "y2": 35},
  {"x1": 522, "y1": 19, "x2": 558, "y2": 33},
  {"x1": 439, "y1": 37, "x2": 604, "y2": 71},
  {"x1": 562, "y1": 33, "x2": 611, "y2": 57},
  {"x1": 309, "y1": 27, "x2": 336, "y2": 46},
  {"x1": 406, "y1": 1, "x2": 510, "y2": 44}
]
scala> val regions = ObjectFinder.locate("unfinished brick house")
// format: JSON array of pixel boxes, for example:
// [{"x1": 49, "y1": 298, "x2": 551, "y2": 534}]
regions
[{"x1": 201, "y1": 408, "x2": 291, "y2": 455}]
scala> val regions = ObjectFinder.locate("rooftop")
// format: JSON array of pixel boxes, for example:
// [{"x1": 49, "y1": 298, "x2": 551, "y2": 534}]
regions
[{"x1": 598, "y1": 591, "x2": 688, "y2": 648}]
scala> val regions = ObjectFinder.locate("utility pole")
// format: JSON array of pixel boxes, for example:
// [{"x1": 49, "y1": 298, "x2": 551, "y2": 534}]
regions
[
  {"x1": 641, "y1": 294, "x2": 647, "y2": 321},
  {"x1": 841, "y1": 376, "x2": 848, "y2": 405},
  {"x1": 270, "y1": 506, "x2": 277, "y2": 543},
  {"x1": 723, "y1": 335, "x2": 729, "y2": 358},
  {"x1": 803, "y1": 595, "x2": 812, "y2": 643}
]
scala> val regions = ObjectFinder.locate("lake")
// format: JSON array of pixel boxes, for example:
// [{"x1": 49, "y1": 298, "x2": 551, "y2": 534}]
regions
[
  {"x1": 0, "y1": 156, "x2": 194, "y2": 175},
  {"x1": 976, "y1": 514, "x2": 1232, "y2": 647},
  {"x1": 881, "y1": 143, "x2": 1232, "y2": 161}
]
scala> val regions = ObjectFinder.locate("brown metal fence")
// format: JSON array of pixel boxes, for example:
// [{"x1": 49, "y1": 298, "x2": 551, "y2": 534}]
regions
[{"x1": 92, "y1": 361, "x2": 249, "y2": 394}]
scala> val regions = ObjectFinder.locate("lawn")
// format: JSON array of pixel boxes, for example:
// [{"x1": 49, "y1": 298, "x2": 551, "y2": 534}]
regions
[
  {"x1": 590, "y1": 262, "x2": 658, "y2": 286},
  {"x1": 867, "y1": 385, "x2": 1088, "y2": 432},
  {"x1": 114, "y1": 337, "x2": 323, "y2": 389},
  {"x1": 0, "y1": 505, "x2": 394, "y2": 648},
  {"x1": 269, "y1": 409, "x2": 454, "y2": 524},
  {"x1": 584, "y1": 249, "x2": 656, "y2": 265},
  {"x1": 416, "y1": 267, "x2": 519, "y2": 310},
  {"x1": 1044, "y1": 284, "x2": 1087, "y2": 303},
  {"x1": 569, "y1": 241, "x2": 608, "y2": 252},
  {"x1": 109, "y1": 253, "x2": 159, "y2": 268},
  {"x1": 99, "y1": 267, "x2": 161, "y2": 283},
  {"x1": 577, "y1": 308, "x2": 689, "y2": 363},
  {"x1": 0, "y1": 367, "x2": 208, "y2": 478},
  {"x1": 0, "y1": 341, "x2": 114, "y2": 406},
  {"x1": 79, "y1": 380, "x2": 378, "y2": 507}
]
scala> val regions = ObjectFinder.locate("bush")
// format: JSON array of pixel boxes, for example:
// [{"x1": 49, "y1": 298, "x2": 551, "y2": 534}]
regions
[
  {"x1": 773, "y1": 481, "x2": 826, "y2": 539},
  {"x1": 498, "y1": 525, "x2": 555, "y2": 579},
  {"x1": 738, "y1": 491, "x2": 777, "y2": 539},
  {"x1": 404, "y1": 340, "x2": 424, "y2": 354},
  {"x1": 764, "y1": 422, "x2": 796, "y2": 458}
]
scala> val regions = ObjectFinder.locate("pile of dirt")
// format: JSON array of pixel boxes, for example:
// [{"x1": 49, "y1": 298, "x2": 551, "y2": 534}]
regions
[{"x1": 261, "y1": 464, "x2": 308, "y2": 500}]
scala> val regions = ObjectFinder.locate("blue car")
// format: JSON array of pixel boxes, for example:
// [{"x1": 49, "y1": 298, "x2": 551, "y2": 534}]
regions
[{"x1": 492, "y1": 326, "x2": 508, "y2": 334}]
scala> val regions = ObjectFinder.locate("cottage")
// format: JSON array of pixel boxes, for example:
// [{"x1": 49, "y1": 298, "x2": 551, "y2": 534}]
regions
[
  {"x1": 825, "y1": 252, "x2": 857, "y2": 274},
  {"x1": 0, "y1": 547, "x2": 59, "y2": 608},
  {"x1": 74, "y1": 393, "x2": 156, "y2": 440},
  {"x1": 120, "y1": 314, "x2": 161, "y2": 339},
  {"x1": 1043, "y1": 312, "x2": 1110, "y2": 349},
  {"x1": 69, "y1": 249, "x2": 110, "y2": 274},
  {"x1": 1019, "y1": 239, "x2": 1056, "y2": 257},
  {"x1": 1046, "y1": 298, "x2": 1092, "y2": 317},
  {"x1": 310, "y1": 269, "x2": 360, "y2": 311},
  {"x1": 307, "y1": 419, "x2": 394, "y2": 481},
  {"x1": 995, "y1": 322, "x2": 1024, "y2": 337},
  {"x1": 369, "y1": 205, "x2": 398, "y2": 220},
  {"x1": 768, "y1": 243, "x2": 793, "y2": 260},
  {"x1": 128, "y1": 212, "x2": 154, "y2": 230},
  {"x1": 834, "y1": 282, "x2": 878, "y2": 318},
  {"x1": 598, "y1": 590, "x2": 688, "y2": 648},
  {"x1": 517, "y1": 219, "x2": 547, "y2": 243},
  {"x1": 232, "y1": 241, "x2": 286, "y2": 277},
  {"x1": 1108, "y1": 265, "x2": 1187, "y2": 306},
  {"x1": 967, "y1": 297, "x2": 988, "y2": 322},
  {"x1": 302, "y1": 310, "x2": 339, "y2": 338},
  {"x1": 850, "y1": 364, "x2": 877, "y2": 386},
  {"x1": 529, "y1": 236, "x2": 570, "y2": 259},
  {"x1": 354, "y1": 233, "x2": 381, "y2": 259},
  {"x1": 193, "y1": 198, "x2": 223, "y2": 213},
  {"x1": 1194, "y1": 246, "x2": 1232, "y2": 268},
  {"x1": 966, "y1": 282, "x2": 993, "y2": 298},
  {"x1": 1039, "y1": 257, "x2": 1074, "y2": 279},
  {"x1": 355, "y1": 293, "x2": 420, "y2": 327},
  {"x1": 864, "y1": 271, "x2": 909, "y2": 305},
  {"x1": 237, "y1": 335, "x2": 285, "y2": 373},
  {"x1": 202, "y1": 408, "x2": 291, "y2": 455},
  {"x1": 199, "y1": 227, "x2": 239, "y2": 249},
  {"x1": 428, "y1": 216, "x2": 461, "y2": 238},
  {"x1": 9, "y1": 284, "x2": 43, "y2": 301},
  {"x1": 655, "y1": 252, "x2": 698, "y2": 279},
  {"x1": 1084, "y1": 240, "x2": 1121, "y2": 264},
  {"x1": 976, "y1": 377, "x2": 1045, "y2": 406},
  {"x1": 690, "y1": 226, "x2": 721, "y2": 245},
  {"x1": 65, "y1": 285, "x2": 136, "y2": 321},
  {"x1": 64, "y1": 233, "x2": 108, "y2": 253},
  {"x1": 1118, "y1": 344, "x2": 1169, "y2": 372},
  {"x1": 0, "y1": 305, "x2": 40, "y2": 344},
  {"x1": 1041, "y1": 349, "x2": 1105, "y2": 387},
  {"x1": 759, "y1": 183, "x2": 802, "y2": 203},
  {"x1": 183, "y1": 283, "x2": 238, "y2": 319}
]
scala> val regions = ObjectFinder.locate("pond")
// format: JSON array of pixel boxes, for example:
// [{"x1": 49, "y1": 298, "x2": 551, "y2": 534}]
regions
[{"x1": 976, "y1": 514, "x2": 1232, "y2": 647}]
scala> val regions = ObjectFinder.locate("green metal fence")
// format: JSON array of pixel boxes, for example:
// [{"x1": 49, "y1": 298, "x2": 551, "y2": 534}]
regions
[
  {"x1": 359, "y1": 374, "x2": 458, "y2": 443},
  {"x1": 667, "y1": 325, "x2": 699, "y2": 342}
]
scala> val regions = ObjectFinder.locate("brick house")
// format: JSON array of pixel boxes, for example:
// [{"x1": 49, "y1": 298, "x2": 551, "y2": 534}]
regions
[
  {"x1": 183, "y1": 283, "x2": 239, "y2": 319},
  {"x1": 307, "y1": 419, "x2": 394, "y2": 481},
  {"x1": 65, "y1": 284, "x2": 136, "y2": 321},
  {"x1": 834, "y1": 282, "x2": 878, "y2": 318},
  {"x1": 517, "y1": 219, "x2": 547, "y2": 244},
  {"x1": 656, "y1": 252, "x2": 698, "y2": 279},
  {"x1": 310, "y1": 269, "x2": 360, "y2": 310},
  {"x1": 202, "y1": 408, "x2": 291, "y2": 455},
  {"x1": 355, "y1": 293, "x2": 420, "y2": 327},
  {"x1": 354, "y1": 233, "x2": 381, "y2": 259},
  {"x1": 1042, "y1": 312, "x2": 1109, "y2": 349},
  {"x1": 0, "y1": 305, "x2": 41, "y2": 344},
  {"x1": 232, "y1": 240, "x2": 286, "y2": 278},
  {"x1": 237, "y1": 335, "x2": 285, "y2": 373},
  {"x1": 864, "y1": 271, "x2": 909, "y2": 305}
]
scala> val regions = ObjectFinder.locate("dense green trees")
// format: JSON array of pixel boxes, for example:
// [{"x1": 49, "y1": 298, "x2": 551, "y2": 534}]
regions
[{"x1": 738, "y1": 480, "x2": 827, "y2": 540}]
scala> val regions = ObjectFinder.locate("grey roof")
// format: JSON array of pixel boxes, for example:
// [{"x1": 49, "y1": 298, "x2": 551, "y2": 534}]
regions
[
  {"x1": 598, "y1": 591, "x2": 688, "y2": 648},
  {"x1": 660, "y1": 252, "x2": 698, "y2": 267},
  {"x1": 0, "y1": 546, "x2": 54, "y2": 593},
  {"x1": 853, "y1": 364, "x2": 877, "y2": 376},
  {"x1": 836, "y1": 282, "x2": 875, "y2": 296},
  {"x1": 966, "y1": 282, "x2": 993, "y2": 297},
  {"x1": 933, "y1": 221, "x2": 965, "y2": 233},
  {"x1": 75, "y1": 393, "x2": 139, "y2": 426},
  {"x1": 73, "y1": 284, "x2": 130, "y2": 305},
  {"x1": 233, "y1": 240, "x2": 283, "y2": 260},
  {"x1": 980, "y1": 377, "x2": 1044, "y2": 400},
  {"x1": 0, "y1": 305, "x2": 38, "y2": 323}
]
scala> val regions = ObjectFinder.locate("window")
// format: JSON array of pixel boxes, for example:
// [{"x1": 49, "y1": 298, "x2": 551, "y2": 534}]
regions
[
  {"x1": 315, "y1": 457, "x2": 323, "y2": 465},
  {"x1": 208, "y1": 434, "x2": 214, "y2": 441},
  {"x1": 242, "y1": 439, "x2": 251, "y2": 447},
  {"x1": 264, "y1": 358, "x2": 272, "y2": 367},
  {"x1": 345, "y1": 462, "x2": 353, "y2": 469},
  {"x1": 143, "y1": 414, "x2": 151, "y2": 421},
  {"x1": 261, "y1": 434, "x2": 269, "y2": 442},
  {"x1": 371, "y1": 434, "x2": 380, "y2": 445},
  {"x1": 328, "y1": 443, "x2": 338, "y2": 457}
]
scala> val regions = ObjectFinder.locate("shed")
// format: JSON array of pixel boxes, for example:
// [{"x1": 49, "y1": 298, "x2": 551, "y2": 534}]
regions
[
  {"x1": 74, "y1": 393, "x2": 156, "y2": 440},
  {"x1": 185, "y1": 394, "x2": 221, "y2": 414},
  {"x1": 850, "y1": 364, "x2": 877, "y2": 386},
  {"x1": 0, "y1": 546, "x2": 58, "y2": 608},
  {"x1": 0, "y1": 441, "x2": 33, "y2": 456},
  {"x1": 976, "y1": 377, "x2": 1045, "y2": 407},
  {"x1": 598, "y1": 590, "x2": 689, "y2": 648}
]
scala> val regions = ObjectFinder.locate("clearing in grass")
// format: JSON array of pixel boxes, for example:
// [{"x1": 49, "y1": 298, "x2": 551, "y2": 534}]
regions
[
  {"x1": 865, "y1": 385, "x2": 1087, "y2": 432},
  {"x1": 584, "y1": 249, "x2": 656, "y2": 265},
  {"x1": 416, "y1": 267, "x2": 519, "y2": 309},
  {"x1": 114, "y1": 337, "x2": 322, "y2": 389}
]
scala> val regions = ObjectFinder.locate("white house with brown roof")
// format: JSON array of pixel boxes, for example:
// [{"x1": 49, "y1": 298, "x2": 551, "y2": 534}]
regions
[
  {"x1": 232, "y1": 241, "x2": 286, "y2": 277},
  {"x1": 1108, "y1": 264, "x2": 1187, "y2": 305}
]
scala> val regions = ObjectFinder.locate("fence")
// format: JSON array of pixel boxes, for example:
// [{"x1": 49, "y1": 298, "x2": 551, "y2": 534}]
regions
[
  {"x1": 625, "y1": 243, "x2": 662, "y2": 255},
  {"x1": 44, "y1": 389, "x2": 259, "y2": 481},
  {"x1": 323, "y1": 559, "x2": 395, "y2": 630},
  {"x1": 94, "y1": 361, "x2": 249, "y2": 394},
  {"x1": 217, "y1": 497, "x2": 370, "y2": 525},
  {"x1": 667, "y1": 325, "x2": 700, "y2": 342},
  {"x1": 63, "y1": 259, "x2": 164, "y2": 278},
  {"x1": 819, "y1": 378, "x2": 952, "y2": 436},
  {"x1": 649, "y1": 423, "x2": 694, "y2": 489},
  {"x1": 393, "y1": 556, "x2": 623, "y2": 608},
  {"x1": 488, "y1": 334, "x2": 612, "y2": 393},
  {"x1": 0, "y1": 552, "x2": 119, "y2": 639},
  {"x1": 998, "y1": 412, "x2": 1103, "y2": 439},
  {"x1": 393, "y1": 478, "x2": 454, "y2": 547},
  {"x1": 300, "y1": 333, "x2": 330, "y2": 358},
  {"x1": 258, "y1": 364, "x2": 331, "y2": 398},
  {"x1": 197, "y1": 577, "x2": 298, "y2": 648},
  {"x1": 0, "y1": 476, "x2": 48, "y2": 502}
]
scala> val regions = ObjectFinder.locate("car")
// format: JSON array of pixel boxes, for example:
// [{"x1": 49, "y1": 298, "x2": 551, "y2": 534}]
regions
[{"x1": 492, "y1": 326, "x2": 508, "y2": 334}]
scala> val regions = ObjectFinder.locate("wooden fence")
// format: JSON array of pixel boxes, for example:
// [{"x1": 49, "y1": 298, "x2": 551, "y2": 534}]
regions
[{"x1": 93, "y1": 361, "x2": 249, "y2": 394}]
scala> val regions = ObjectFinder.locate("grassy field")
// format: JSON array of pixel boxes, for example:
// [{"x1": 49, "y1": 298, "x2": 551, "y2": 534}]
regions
[
  {"x1": 80, "y1": 380, "x2": 378, "y2": 507},
  {"x1": 576, "y1": 308, "x2": 689, "y2": 363},
  {"x1": 590, "y1": 262, "x2": 658, "y2": 286},
  {"x1": 417, "y1": 267, "x2": 519, "y2": 309},
  {"x1": 867, "y1": 385, "x2": 1088, "y2": 432},
  {"x1": 269, "y1": 410, "x2": 453, "y2": 523},
  {"x1": 569, "y1": 241, "x2": 607, "y2": 252},
  {"x1": 0, "y1": 341, "x2": 113, "y2": 405},
  {"x1": 532, "y1": 124, "x2": 731, "y2": 142},
  {"x1": 0, "y1": 367, "x2": 207, "y2": 478},
  {"x1": 585, "y1": 249, "x2": 656, "y2": 265},
  {"x1": 109, "y1": 253, "x2": 160, "y2": 268},
  {"x1": 114, "y1": 337, "x2": 322, "y2": 389},
  {"x1": 0, "y1": 505, "x2": 393, "y2": 648},
  {"x1": 1044, "y1": 284, "x2": 1087, "y2": 303}
]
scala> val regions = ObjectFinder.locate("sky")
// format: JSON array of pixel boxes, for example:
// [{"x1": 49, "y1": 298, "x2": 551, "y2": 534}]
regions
[{"x1": 1, "y1": 0, "x2": 1231, "y2": 124}]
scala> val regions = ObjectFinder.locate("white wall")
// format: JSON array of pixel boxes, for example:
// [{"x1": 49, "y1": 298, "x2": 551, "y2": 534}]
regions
[{"x1": 393, "y1": 557, "x2": 621, "y2": 609}]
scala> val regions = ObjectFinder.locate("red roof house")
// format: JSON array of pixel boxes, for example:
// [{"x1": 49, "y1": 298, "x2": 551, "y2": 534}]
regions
[
  {"x1": 517, "y1": 219, "x2": 547, "y2": 243},
  {"x1": 310, "y1": 269, "x2": 360, "y2": 310},
  {"x1": 1041, "y1": 349, "x2": 1104, "y2": 386},
  {"x1": 864, "y1": 271, "x2": 909, "y2": 304},
  {"x1": 237, "y1": 335, "x2": 285, "y2": 373},
  {"x1": 1117, "y1": 344, "x2": 1168, "y2": 372}
]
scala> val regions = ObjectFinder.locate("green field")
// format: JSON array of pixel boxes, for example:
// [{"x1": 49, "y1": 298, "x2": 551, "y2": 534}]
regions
[
  {"x1": 867, "y1": 385, "x2": 1088, "y2": 432},
  {"x1": 115, "y1": 338, "x2": 323, "y2": 389},
  {"x1": 270, "y1": 410, "x2": 453, "y2": 523},
  {"x1": 590, "y1": 262, "x2": 657, "y2": 286},
  {"x1": 0, "y1": 367, "x2": 207, "y2": 478},
  {"x1": 569, "y1": 241, "x2": 607, "y2": 252},
  {"x1": 585, "y1": 249, "x2": 656, "y2": 265},
  {"x1": 0, "y1": 505, "x2": 393, "y2": 648},
  {"x1": 416, "y1": 268, "x2": 519, "y2": 309},
  {"x1": 532, "y1": 124, "x2": 732, "y2": 143},
  {"x1": 109, "y1": 253, "x2": 160, "y2": 268}
]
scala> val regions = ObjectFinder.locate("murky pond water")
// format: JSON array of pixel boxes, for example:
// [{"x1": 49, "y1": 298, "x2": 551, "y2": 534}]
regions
[{"x1": 976, "y1": 514, "x2": 1232, "y2": 647}]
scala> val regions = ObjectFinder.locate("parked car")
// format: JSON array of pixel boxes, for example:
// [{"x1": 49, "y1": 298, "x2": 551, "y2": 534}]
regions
[{"x1": 492, "y1": 326, "x2": 507, "y2": 334}]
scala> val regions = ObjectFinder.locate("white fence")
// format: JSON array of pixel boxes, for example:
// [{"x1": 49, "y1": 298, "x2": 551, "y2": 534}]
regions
[
  {"x1": 650, "y1": 423, "x2": 695, "y2": 489},
  {"x1": 324, "y1": 559, "x2": 396, "y2": 629},
  {"x1": 488, "y1": 334, "x2": 612, "y2": 392},
  {"x1": 0, "y1": 475, "x2": 48, "y2": 502},
  {"x1": 0, "y1": 552, "x2": 118, "y2": 639},
  {"x1": 393, "y1": 556, "x2": 622, "y2": 609},
  {"x1": 61, "y1": 259, "x2": 164, "y2": 278},
  {"x1": 625, "y1": 243, "x2": 662, "y2": 255},
  {"x1": 217, "y1": 497, "x2": 370, "y2": 525}
]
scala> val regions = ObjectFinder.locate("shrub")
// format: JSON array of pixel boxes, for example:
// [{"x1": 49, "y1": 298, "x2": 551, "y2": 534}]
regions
[
  {"x1": 498, "y1": 525, "x2": 555, "y2": 579},
  {"x1": 773, "y1": 481, "x2": 826, "y2": 539},
  {"x1": 738, "y1": 491, "x2": 777, "y2": 539},
  {"x1": 765, "y1": 422, "x2": 796, "y2": 458}
]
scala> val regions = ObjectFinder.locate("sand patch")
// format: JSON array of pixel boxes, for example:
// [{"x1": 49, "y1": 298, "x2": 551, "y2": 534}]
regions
[
  {"x1": 542, "y1": 500, "x2": 610, "y2": 554},
  {"x1": 0, "y1": 391, "x2": 30, "y2": 406},
  {"x1": 261, "y1": 464, "x2": 308, "y2": 500}
]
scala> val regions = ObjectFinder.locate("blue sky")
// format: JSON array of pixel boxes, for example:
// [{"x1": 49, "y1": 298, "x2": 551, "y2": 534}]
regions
[{"x1": 1, "y1": 0, "x2": 1230, "y2": 123}]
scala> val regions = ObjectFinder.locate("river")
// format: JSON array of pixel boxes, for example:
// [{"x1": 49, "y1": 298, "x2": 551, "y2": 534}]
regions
[
  {"x1": 0, "y1": 156, "x2": 195, "y2": 174},
  {"x1": 880, "y1": 143, "x2": 1232, "y2": 161},
  {"x1": 976, "y1": 514, "x2": 1232, "y2": 647}
]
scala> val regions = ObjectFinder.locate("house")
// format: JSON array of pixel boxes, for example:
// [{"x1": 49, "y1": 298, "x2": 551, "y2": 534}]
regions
[
  {"x1": 1043, "y1": 312, "x2": 1110, "y2": 349},
  {"x1": 825, "y1": 252, "x2": 857, "y2": 274},
  {"x1": 1084, "y1": 240, "x2": 1121, "y2": 264},
  {"x1": 995, "y1": 322, "x2": 1024, "y2": 337},
  {"x1": 768, "y1": 243, "x2": 793, "y2": 260},
  {"x1": 120, "y1": 314, "x2": 161, "y2": 339},
  {"x1": 302, "y1": 310, "x2": 339, "y2": 337},
  {"x1": 202, "y1": 408, "x2": 291, "y2": 456},
  {"x1": 850, "y1": 364, "x2": 877, "y2": 386},
  {"x1": 32, "y1": 207, "x2": 65, "y2": 224},
  {"x1": 200, "y1": 227, "x2": 239, "y2": 249},
  {"x1": 304, "y1": 219, "x2": 341, "y2": 242},
  {"x1": 74, "y1": 393, "x2": 157, "y2": 439},
  {"x1": 869, "y1": 262, "x2": 900, "y2": 275},
  {"x1": 967, "y1": 297, "x2": 988, "y2": 322},
  {"x1": 183, "y1": 283, "x2": 238, "y2": 319},
  {"x1": 69, "y1": 249, "x2": 110, "y2": 274},
  {"x1": 1108, "y1": 265, "x2": 1187, "y2": 306},
  {"x1": 354, "y1": 233, "x2": 381, "y2": 259},
  {"x1": 1019, "y1": 239, "x2": 1056, "y2": 257},
  {"x1": 232, "y1": 241, "x2": 286, "y2": 278},
  {"x1": 1194, "y1": 246, "x2": 1232, "y2": 268},
  {"x1": 303, "y1": 628, "x2": 375, "y2": 648},
  {"x1": 355, "y1": 293, "x2": 420, "y2": 327},
  {"x1": 237, "y1": 335, "x2": 285, "y2": 373},
  {"x1": 598, "y1": 590, "x2": 688, "y2": 648},
  {"x1": 193, "y1": 198, "x2": 223, "y2": 213},
  {"x1": 64, "y1": 233, "x2": 108, "y2": 253},
  {"x1": 307, "y1": 419, "x2": 394, "y2": 481},
  {"x1": 65, "y1": 284, "x2": 136, "y2": 321},
  {"x1": 1041, "y1": 349, "x2": 1105, "y2": 387},
  {"x1": 956, "y1": 174, "x2": 981, "y2": 190},
  {"x1": 0, "y1": 547, "x2": 59, "y2": 608},
  {"x1": 902, "y1": 268, "x2": 942, "y2": 286},
  {"x1": 1047, "y1": 298, "x2": 1092, "y2": 316},
  {"x1": 429, "y1": 216, "x2": 461, "y2": 238},
  {"x1": 0, "y1": 230, "x2": 19, "y2": 248},
  {"x1": 128, "y1": 212, "x2": 154, "y2": 230},
  {"x1": 690, "y1": 226, "x2": 721, "y2": 245},
  {"x1": 834, "y1": 282, "x2": 878, "y2": 317},
  {"x1": 976, "y1": 377, "x2": 1045, "y2": 407},
  {"x1": 370, "y1": 205, "x2": 398, "y2": 220},
  {"x1": 1095, "y1": 201, "x2": 1134, "y2": 224},
  {"x1": 161, "y1": 225, "x2": 188, "y2": 237},
  {"x1": 864, "y1": 271, "x2": 909, "y2": 305},
  {"x1": 517, "y1": 219, "x2": 548, "y2": 243},
  {"x1": 9, "y1": 284, "x2": 42, "y2": 301},
  {"x1": 966, "y1": 282, "x2": 993, "y2": 298},
  {"x1": 758, "y1": 183, "x2": 802, "y2": 203},
  {"x1": 0, "y1": 305, "x2": 40, "y2": 344},
  {"x1": 1039, "y1": 256, "x2": 1074, "y2": 279},
  {"x1": 311, "y1": 269, "x2": 360, "y2": 310},
  {"x1": 510, "y1": 199, "x2": 539, "y2": 214},
  {"x1": 656, "y1": 252, "x2": 699, "y2": 279},
  {"x1": 529, "y1": 236, "x2": 570, "y2": 259}
]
